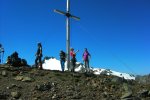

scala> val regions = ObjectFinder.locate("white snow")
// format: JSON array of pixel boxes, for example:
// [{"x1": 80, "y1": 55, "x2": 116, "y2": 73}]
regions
[
  {"x1": 43, "y1": 58, "x2": 62, "y2": 71},
  {"x1": 42, "y1": 58, "x2": 135, "y2": 80}
]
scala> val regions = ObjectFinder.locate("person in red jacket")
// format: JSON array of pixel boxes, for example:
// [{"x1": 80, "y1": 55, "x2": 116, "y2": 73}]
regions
[{"x1": 70, "y1": 48, "x2": 79, "y2": 72}]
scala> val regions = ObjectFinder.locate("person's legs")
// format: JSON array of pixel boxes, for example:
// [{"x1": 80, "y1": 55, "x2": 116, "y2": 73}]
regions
[
  {"x1": 61, "y1": 60, "x2": 65, "y2": 72},
  {"x1": 84, "y1": 60, "x2": 89, "y2": 72},
  {"x1": 71, "y1": 58, "x2": 76, "y2": 72},
  {"x1": 39, "y1": 56, "x2": 42, "y2": 69},
  {"x1": 35, "y1": 56, "x2": 38, "y2": 68},
  {"x1": 87, "y1": 60, "x2": 90, "y2": 72}
]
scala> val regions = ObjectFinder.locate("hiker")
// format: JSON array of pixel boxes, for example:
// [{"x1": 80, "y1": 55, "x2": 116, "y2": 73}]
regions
[
  {"x1": 59, "y1": 50, "x2": 66, "y2": 72},
  {"x1": 6, "y1": 56, "x2": 11, "y2": 64},
  {"x1": 70, "y1": 48, "x2": 79, "y2": 72},
  {"x1": 82, "y1": 48, "x2": 91, "y2": 72},
  {"x1": 35, "y1": 43, "x2": 43, "y2": 69}
]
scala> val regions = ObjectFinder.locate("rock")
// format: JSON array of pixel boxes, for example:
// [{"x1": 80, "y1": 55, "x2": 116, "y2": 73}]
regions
[
  {"x1": 138, "y1": 89, "x2": 149, "y2": 97},
  {"x1": 7, "y1": 84, "x2": 22, "y2": 90},
  {"x1": 35, "y1": 82, "x2": 52, "y2": 91},
  {"x1": 148, "y1": 91, "x2": 150, "y2": 96},
  {"x1": 73, "y1": 73, "x2": 81, "y2": 78},
  {"x1": 11, "y1": 91, "x2": 21, "y2": 99},
  {"x1": 121, "y1": 98, "x2": 133, "y2": 100},
  {"x1": 111, "y1": 77, "x2": 124, "y2": 83},
  {"x1": 1, "y1": 70, "x2": 7, "y2": 76},
  {"x1": 14, "y1": 76, "x2": 23, "y2": 81},
  {"x1": 121, "y1": 91, "x2": 132, "y2": 99},
  {"x1": 14, "y1": 76, "x2": 34, "y2": 82},
  {"x1": 122, "y1": 83, "x2": 131, "y2": 92},
  {"x1": 52, "y1": 94, "x2": 57, "y2": 99},
  {"x1": 22, "y1": 76, "x2": 33, "y2": 82}
]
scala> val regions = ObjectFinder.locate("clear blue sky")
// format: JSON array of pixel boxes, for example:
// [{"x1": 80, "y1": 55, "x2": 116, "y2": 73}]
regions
[{"x1": 0, "y1": 0, "x2": 150, "y2": 75}]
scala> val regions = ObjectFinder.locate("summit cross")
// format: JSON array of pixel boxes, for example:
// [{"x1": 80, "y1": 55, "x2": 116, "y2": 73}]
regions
[{"x1": 54, "y1": 0, "x2": 80, "y2": 70}]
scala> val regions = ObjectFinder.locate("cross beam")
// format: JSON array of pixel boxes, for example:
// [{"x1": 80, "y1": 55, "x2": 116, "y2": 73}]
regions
[{"x1": 54, "y1": 0, "x2": 80, "y2": 70}]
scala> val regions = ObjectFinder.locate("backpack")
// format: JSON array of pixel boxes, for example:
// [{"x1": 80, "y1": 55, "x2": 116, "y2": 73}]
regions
[{"x1": 60, "y1": 51, "x2": 66, "y2": 61}]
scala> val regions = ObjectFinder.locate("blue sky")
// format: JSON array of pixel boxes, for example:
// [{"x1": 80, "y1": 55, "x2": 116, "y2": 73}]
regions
[{"x1": 0, "y1": 0, "x2": 150, "y2": 75}]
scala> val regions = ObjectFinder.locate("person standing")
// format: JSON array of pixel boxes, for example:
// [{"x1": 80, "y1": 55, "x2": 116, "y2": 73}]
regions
[
  {"x1": 59, "y1": 50, "x2": 66, "y2": 72},
  {"x1": 82, "y1": 48, "x2": 91, "y2": 72},
  {"x1": 70, "y1": 48, "x2": 79, "y2": 72},
  {"x1": 35, "y1": 43, "x2": 43, "y2": 69}
]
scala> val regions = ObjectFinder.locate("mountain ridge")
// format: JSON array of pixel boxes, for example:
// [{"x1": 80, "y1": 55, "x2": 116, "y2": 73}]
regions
[{"x1": 43, "y1": 58, "x2": 135, "y2": 80}]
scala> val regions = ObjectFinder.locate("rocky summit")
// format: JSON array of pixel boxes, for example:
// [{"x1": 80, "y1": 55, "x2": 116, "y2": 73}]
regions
[{"x1": 0, "y1": 64, "x2": 150, "y2": 100}]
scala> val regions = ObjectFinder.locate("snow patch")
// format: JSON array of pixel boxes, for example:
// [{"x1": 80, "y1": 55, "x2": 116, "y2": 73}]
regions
[{"x1": 42, "y1": 58, "x2": 135, "y2": 80}]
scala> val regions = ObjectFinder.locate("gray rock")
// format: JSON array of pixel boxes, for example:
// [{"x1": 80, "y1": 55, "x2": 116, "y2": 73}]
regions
[
  {"x1": 148, "y1": 91, "x2": 150, "y2": 96},
  {"x1": 35, "y1": 82, "x2": 52, "y2": 91},
  {"x1": 123, "y1": 83, "x2": 132, "y2": 92},
  {"x1": 111, "y1": 77, "x2": 124, "y2": 83},
  {"x1": 22, "y1": 76, "x2": 33, "y2": 82},
  {"x1": 7, "y1": 84, "x2": 22, "y2": 90},
  {"x1": 11, "y1": 91, "x2": 21, "y2": 99},
  {"x1": 121, "y1": 91, "x2": 132, "y2": 99},
  {"x1": 138, "y1": 89, "x2": 149, "y2": 97},
  {"x1": 121, "y1": 98, "x2": 133, "y2": 100},
  {"x1": 1, "y1": 70, "x2": 7, "y2": 76},
  {"x1": 14, "y1": 76, "x2": 34, "y2": 82},
  {"x1": 52, "y1": 94, "x2": 57, "y2": 99},
  {"x1": 14, "y1": 76, "x2": 23, "y2": 81}
]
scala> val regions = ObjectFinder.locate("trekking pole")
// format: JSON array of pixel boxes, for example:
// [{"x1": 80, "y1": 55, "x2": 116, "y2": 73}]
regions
[
  {"x1": 1, "y1": 48, "x2": 4, "y2": 64},
  {"x1": 0, "y1": 51, "x2": 1, "y2": 64}
]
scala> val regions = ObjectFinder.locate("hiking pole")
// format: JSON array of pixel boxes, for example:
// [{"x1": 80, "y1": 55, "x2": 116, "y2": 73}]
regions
[
  {"x1": 1, "y1": 48, "x2": 4, "y2": 64},
  {"x1": 0, "y1": 51, "x2": 1, "y2": 64},
  {"x1": 0, "y1": 44, "x2": 1, "y2": 64}
]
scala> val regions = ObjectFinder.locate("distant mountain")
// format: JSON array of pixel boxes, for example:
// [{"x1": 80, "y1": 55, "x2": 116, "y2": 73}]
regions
[
  {"x1": 43, "y1": 58, "x2": 135, "y2": 80},
  {"x1": 136, "y1": 74, "x2": 150, "y2": 84}
]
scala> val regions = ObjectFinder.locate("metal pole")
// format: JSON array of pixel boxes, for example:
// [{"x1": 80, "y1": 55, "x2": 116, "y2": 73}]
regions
[
  {"x1": 54, "y1": 0, "x2": 79, "y2": 71},
  {"x1": 66, "y1": 0, "x2": 70, "y2": 70}
]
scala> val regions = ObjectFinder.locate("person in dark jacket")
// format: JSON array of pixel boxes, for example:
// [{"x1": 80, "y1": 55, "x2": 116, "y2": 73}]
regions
[
  {"x1": 59, "y1": 50, "x2": 66, "y2": 72},
  {"x1": 35, "y1": 43, "x2": 43, "y2": 69}
]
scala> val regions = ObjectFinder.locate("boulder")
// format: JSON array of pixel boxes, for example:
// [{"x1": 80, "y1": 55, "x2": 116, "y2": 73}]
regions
[
  {"x1": 11, "y1": 91, "x2": 21, "y2": 99},
  {"x1": 111, "y1": 77, "x2": 124, "y2": 83},
  {"x1": 138, "y1": 89, "x2": 149, "y2": 97},
  {"x1": 121, "y1": 91, "x2": 132, "y2": 99}
]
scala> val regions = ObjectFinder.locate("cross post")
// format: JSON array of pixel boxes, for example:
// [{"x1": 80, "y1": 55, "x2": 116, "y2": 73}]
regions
[{"x1": 54, "y1": 0, "x2": 80, "y2": 70}]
